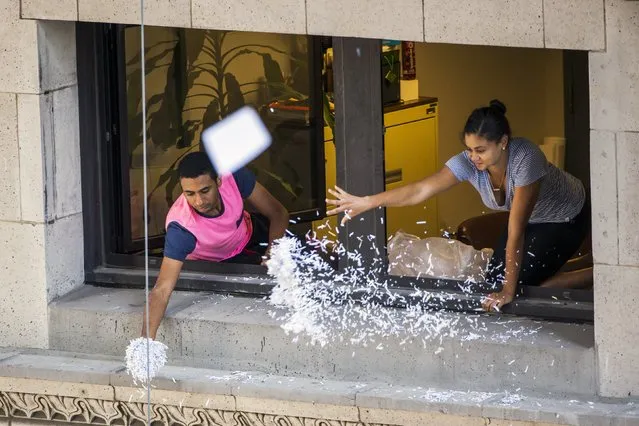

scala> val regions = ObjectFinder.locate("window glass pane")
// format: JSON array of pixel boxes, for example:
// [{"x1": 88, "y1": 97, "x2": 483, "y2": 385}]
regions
[{"x1": 123, "y1": 27, "x2": 319, "y2": 244}]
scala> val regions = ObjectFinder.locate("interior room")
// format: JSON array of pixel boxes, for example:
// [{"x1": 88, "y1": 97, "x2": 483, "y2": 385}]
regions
[{"x1": 118, "y1": 27, "x2": 591, "y2": 288}]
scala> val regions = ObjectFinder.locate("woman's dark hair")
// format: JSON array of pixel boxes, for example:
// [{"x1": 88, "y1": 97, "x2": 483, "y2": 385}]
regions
[
  {"x1": 463, "y1": 99, "x2": 511, "y2": 142},
  {"x1": 178, "y1": 151, "x2": 218, "y2": 180}
]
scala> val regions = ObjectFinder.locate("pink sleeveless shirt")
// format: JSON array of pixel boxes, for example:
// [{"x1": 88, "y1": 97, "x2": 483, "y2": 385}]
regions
[{"x1": 165, "y1": 175, "x2": 253, "y2": 262}]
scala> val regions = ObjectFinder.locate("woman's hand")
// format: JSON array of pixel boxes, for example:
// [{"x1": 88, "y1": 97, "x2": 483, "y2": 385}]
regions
[
  {"x1": 326, "y1": 186, "x2": 375, "y2": 225},
  {"x1": 261, "y1": 246, "x2": 271, "y2": 266},
  {"x1": 482, "y1": 290, "x2": 515, "y2": 312}
]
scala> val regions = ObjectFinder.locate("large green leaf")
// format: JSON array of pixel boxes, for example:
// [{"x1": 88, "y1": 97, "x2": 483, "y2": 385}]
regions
[
  {"x1": 176, "y1": 120, "x2": 200, "y2": 149},
  {"x1": 185, "y1": 30, "x2": 205, "y2": 68},
  {"x1": 224, "y1": 73, "x2": 245, "y2": 115},
  {"x1": 260, "y1": 53, "x2": 285, "y2": 99},
  {"x1": 201, "y1": 98, "x2": 220, "y2": 129},
  {"x1": 126, "y1": 40, "x2": 176, "y2": 67},
  {"x1": 164, "y1": 170, "x2": 181, "y2": 207},
  {"x1": 147, "y1": 47, "x2": 182, "y2": 151},
  {"x1": 147, "y1": 145, "x2": 199, "y2": 204}
]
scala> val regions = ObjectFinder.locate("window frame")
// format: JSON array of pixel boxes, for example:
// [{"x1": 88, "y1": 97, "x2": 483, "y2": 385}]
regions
[
  {"x1": 77, "y1": 22, "x2": 593, "y2": 324},
  {"x1": 97, "y1": 23, "x2": 328, "y2": 255}
]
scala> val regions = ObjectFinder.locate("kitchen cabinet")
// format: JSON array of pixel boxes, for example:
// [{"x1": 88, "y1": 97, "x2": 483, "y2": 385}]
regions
[{"x1": 313, "y1": 98, "x2": 439, "y2": 244}]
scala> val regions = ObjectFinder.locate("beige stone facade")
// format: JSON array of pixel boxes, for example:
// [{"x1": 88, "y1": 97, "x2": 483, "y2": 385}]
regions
[{"x1": 1, "y1": 0, "x2": 639, "y2": 424}]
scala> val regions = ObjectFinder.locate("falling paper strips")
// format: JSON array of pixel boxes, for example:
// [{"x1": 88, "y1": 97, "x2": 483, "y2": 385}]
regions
[
  {"x1": 125, "y1": 337, "x2": 168, "y2": 384},
  {"x1": 266, "y1": 233, "x2": 540, "y2": 348}
]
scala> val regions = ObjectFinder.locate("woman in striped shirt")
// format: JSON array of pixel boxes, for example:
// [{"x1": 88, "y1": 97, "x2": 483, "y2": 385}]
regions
[{"x1": 326, "y1": 100, "x2": 589, "y2": 312}]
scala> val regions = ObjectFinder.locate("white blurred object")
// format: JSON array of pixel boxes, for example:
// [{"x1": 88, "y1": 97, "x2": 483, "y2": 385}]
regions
[
  {"x1": 540, "y1": 136, "x2": 565, "y2": 170},
  {"x1": 201, "y1": 106, "x2": 272, "y2": 175},
  {"x1": 387, "y1": 231, "x2": 493, "y2": 282},
  {"x1": 125, "y1": 337, "x2": 168, "y2": 384}
]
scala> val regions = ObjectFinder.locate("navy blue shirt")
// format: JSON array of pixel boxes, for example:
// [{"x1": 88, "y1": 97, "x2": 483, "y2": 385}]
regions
[{"x1": 164, "y1": 168, "x2": 256, "y2": 261}]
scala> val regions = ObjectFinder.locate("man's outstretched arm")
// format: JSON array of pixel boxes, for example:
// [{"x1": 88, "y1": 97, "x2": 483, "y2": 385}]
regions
[
  {"x1": 141, "y1": 257, "x2": 183, "y2": 340},
  {"x1": 246, "y1": 182, "x2": 289, "y2": 248}
]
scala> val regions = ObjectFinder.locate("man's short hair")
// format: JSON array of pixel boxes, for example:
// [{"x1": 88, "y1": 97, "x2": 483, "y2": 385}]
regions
[{"x1": 177, "y1": 151, "x2": 218, "y2": 180}]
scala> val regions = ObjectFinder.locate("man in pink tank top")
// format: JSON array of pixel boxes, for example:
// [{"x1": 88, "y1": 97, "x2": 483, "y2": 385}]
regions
[{"x1": 142, "y1": 152, "x2": 289, "y2": 339}]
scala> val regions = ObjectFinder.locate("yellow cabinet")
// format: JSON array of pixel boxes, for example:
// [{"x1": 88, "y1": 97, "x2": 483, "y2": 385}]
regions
[
  {"x1": 384, "y1": 108, "x2": 439, "y2": 238},
  {"x1": 313, "y1": 100, "x2": 439, "y2": 244}
]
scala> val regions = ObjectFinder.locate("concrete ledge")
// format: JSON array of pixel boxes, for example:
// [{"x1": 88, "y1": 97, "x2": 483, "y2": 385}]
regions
[
  {"x1": 0, "y1": 348, "x2": 637, "y2": 426},
  {"x1": 48, "y1": 286, "x2": 596, "y2": 398}
]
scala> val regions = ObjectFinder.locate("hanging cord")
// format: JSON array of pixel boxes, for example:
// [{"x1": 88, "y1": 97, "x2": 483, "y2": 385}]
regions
[{"x1": 139, "y1": 0, "x2": 152, "y2": 423}]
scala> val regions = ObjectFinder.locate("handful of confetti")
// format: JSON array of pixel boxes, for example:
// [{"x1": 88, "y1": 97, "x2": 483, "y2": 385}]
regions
[
  {"x1": 125, "y1": 337, "x2": 168, "y2": 384},
  {"x1": 266, "y1": 237, "x2": 334, "y2": 345}
]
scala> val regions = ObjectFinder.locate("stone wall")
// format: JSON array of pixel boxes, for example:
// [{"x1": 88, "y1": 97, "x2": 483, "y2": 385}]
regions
[
  {"x1": 20, "y1": 0, "x2": 605, "y2": 49},
  {"x1": 589, "y1": 0, "x2": 639, "y2": 399},
  {"x1": 3, "y1": 348, "x2": 636, "y2": 426},
  {"x1": 5, "y1": 0, "x2": 639, "y2": 399},
  {"x1": 0, "y1": 3, "x2": 83, "y2": 348}
]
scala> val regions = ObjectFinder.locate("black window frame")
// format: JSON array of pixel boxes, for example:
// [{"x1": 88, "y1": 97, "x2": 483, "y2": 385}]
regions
[{"x1": 77, "y1": 22, "x2": 593, "y2": 323}]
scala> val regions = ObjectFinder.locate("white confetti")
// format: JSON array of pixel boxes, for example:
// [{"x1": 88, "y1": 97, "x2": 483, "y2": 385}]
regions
[
  {"x1": 125, "y1": 337, "x2": 168, "y2": 385},
  {"x1": 500, "y1": 393, "x2": 524, "y2": 404},
  {"x1": 265, "y1": 236, "x2": 542, "y2": 349}
]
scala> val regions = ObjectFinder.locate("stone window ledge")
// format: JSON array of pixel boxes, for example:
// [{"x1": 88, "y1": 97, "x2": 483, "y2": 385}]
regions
[
  {"x1": 0, "y1": 348, "x2": 637, "y2": 426},
  {"x1": 48, "y1": 285, "x2": 596, "y2": 399}
]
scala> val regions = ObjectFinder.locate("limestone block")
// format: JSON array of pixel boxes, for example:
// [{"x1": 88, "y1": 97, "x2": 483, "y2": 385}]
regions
[
  {"x1": 78, "y1": 0, "x2": 138, "y2": 24},
  {"x1": 17, "y1": 94, "x2": 47, "y2": 223},
  {"x1": 45, "y1": 214, "x2": 84, "y2": 302},
  {"x1": 47, "y1": 286, "x2": 203, "y2": 357},
  {"x1": 191, "y1": 0, "x2": 306, "y2": 35},
  {"x1": 617, "y1": 132, "x2": 639, "y2": 266},
  {"x1": 306, "y1": 0, "x2": 423, "y2": 41},
  {"x1": 423, "y1": 0, "x2": 544, "y2": 48},
  {"x1": 79, "y1": 0, "x2": 191, "y2": 27},
  {"x1": 234, "y1": 396, "x2": 359, "y2": 422},
  {"x1": 594, "y1": 264, "x2": 639, "y2": 397},
  {"x1": 617, "y1": 133, "x2": 639, "y2": 266},
  {"x1": 360, "y1": 407, "x2": 486, "y2": 426},
  {"x1": 143, "y1": 0, "x2": 191, "y2": 28},
  {"x1": 230, "y1": 372, "x2": 367, "y2": 407},
  {"x1": 175, "y1": 294, "x2": 593, "y2": 396},
  {"x1": 0, "y1": 353, "x2": 121, "y2": 385},
  {"x1": 110, "y1": 365, "x2": 233, "y2": 400},
  {"x1": 0, "y1": 376, "x2": 113, "y2": 400},
  {"x1": 356, "y1": 385, "x2": 490, "y2": 419},
  {"x1": 0, "y1": 93, "x2": 21, "y2": 222},
  {"x1": 589, "y1": 130, "x2": 618, "y2": 265},
  {"x1": 0, "y1": 221, "x2": 48, "y2": 348},
  {"x1": 20, "y1": 87, "x2": 81, "y2": 223},
  {"x1": 0, "y1": 350, "x2": 18, "y2": 362},
  {"x1": 589, "y1": 0, "x2": 639, "y2": 131},
  {"x1": 543, "y1": 0, "x2": 605, "y2": 50},
  {"x1": 21, "y1": 0, "x2": 78, "y2": 21},
  {"x1": 37, "y1": 21, "x2": 77, "y2": 92},
  {"x1": 51, "y1": 86, "x2": 82, "y2": 219},
  {"x1": 0, "y1": 3, "x2": 39, "y2": 93},
  {"x1": 114, "y1": 386, "x2": 234, "y2": 411}
]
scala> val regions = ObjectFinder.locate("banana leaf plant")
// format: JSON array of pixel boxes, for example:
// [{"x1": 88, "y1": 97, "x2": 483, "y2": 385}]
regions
[{"x1": 126, "y1": 29, "x2": 309, "y2": 209}]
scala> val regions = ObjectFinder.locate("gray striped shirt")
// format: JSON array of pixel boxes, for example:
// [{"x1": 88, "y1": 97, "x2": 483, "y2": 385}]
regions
[{"x1": 445, "y1": 137, "x2": 585, "y2": 224}]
